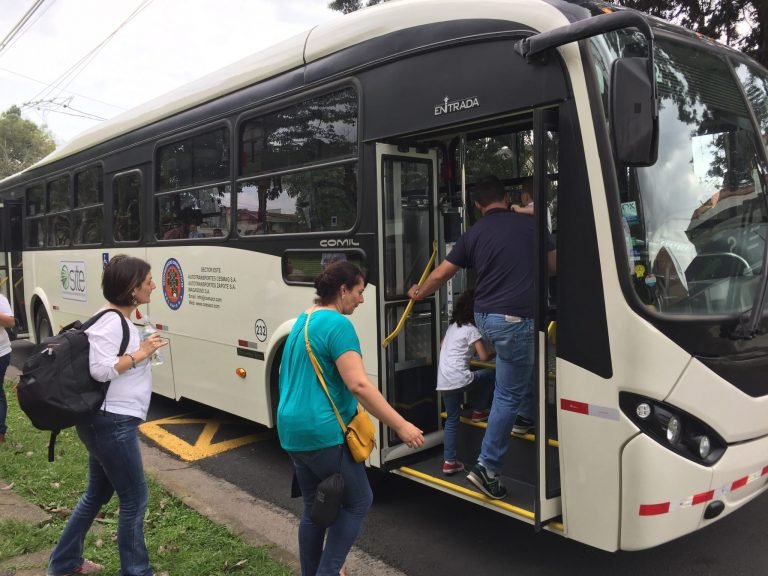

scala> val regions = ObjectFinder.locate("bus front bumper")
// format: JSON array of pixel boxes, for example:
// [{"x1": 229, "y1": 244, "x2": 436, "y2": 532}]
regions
[{"x1": 620, "y1": 431, "x2": 768, "y2": 550}]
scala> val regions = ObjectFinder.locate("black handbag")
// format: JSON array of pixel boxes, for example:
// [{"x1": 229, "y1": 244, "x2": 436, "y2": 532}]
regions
[{"x1": 310, "y1": 472, "x2": 345, "y2": 528}]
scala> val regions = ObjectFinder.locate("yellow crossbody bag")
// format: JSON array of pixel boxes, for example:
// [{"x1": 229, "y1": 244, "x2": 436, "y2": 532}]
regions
[{"x1": 304, "y1": 307, "x2": 376, "y2": 463}]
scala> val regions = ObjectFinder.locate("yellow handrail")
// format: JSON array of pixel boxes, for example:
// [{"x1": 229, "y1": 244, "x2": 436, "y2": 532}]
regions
[{"x1": 382, "y1": 240, "x2": 437, "y2": 348}]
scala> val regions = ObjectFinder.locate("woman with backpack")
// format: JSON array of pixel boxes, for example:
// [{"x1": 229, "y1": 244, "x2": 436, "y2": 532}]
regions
[{"x1": 47, "y1": 255, "x2": 167, "y2": 576}]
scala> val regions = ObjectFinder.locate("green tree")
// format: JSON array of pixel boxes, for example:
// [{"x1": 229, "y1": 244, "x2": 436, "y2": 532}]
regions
[
  {"x1": 328, "y1": 0, "x2": 384, "y2": 13},
  {"x1": 612, "y1": 1, "x2": 766, "y2": 67},
  {"x1": 0, "y1": 106, "x2": 55, "y2": 180}
]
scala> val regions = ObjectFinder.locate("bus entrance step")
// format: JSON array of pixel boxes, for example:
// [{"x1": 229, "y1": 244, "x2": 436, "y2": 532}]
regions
[
  {"x1": 393, "y1": 451, "x2": 536, "y2": 523},
  {"x1": 440, "y1": 411, "x2": 559, "y2": 447}
]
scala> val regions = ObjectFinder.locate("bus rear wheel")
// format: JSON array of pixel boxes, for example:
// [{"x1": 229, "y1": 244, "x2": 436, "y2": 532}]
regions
[{"x1": 35, "y1": 309, "x2": 53, "y2": 343}]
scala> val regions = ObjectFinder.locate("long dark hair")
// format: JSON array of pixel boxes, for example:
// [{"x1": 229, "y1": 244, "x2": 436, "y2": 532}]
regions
[
  {"x1": 450, "y1": 289, "x2": 475, "y2": 327},
  {"x1": 102, "y1": 254, "x2": 151, "y2": 306},
  {"x1": 314, "y1": 260, "x2": 366, "y2": 306}
]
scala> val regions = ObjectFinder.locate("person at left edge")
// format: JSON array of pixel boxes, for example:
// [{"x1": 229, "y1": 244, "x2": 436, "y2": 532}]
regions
[
  {"x1": 47, "y1": 255, "x2": 167, "y2": 576},
  {"x1": 0, "y1": 292, "x2": 15, "y2": 444},
  {"x1": 278, "y1": 260, "x2": 425, "y2": 576}
]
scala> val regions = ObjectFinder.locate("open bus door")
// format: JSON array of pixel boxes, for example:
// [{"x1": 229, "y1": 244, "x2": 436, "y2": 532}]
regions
[
  {"x1": 375, "y1": 144, "x2": 442, "y2": 464},
  {"x1": 374, "y1": 115, "x2": 565, "y2": 527},
  {"x1": 0, "y1": 200, "x2": 27, "y2": 338},
  {"x1": 534, "y1": 108, "x2": 562, "y2": 531}
]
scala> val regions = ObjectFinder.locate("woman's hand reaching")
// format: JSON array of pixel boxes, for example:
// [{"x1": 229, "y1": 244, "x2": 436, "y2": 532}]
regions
[{"x1": 395, "y1": 421, "x2": 424, "y2": 449}]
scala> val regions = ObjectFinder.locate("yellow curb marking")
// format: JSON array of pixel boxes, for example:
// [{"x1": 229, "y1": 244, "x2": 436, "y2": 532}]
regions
[{"x1": 140, "y1": 413, "x2": 271, "y2": 462}]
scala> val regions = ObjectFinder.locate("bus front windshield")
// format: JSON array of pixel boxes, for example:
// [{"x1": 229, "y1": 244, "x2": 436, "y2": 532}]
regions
[{"x1": 592, "y1": 33, "x2": 768, "y2": 316}]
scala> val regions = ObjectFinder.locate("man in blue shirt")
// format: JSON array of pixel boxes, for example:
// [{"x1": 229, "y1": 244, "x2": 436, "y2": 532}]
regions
[{"x1": 408, "y1": 175, "x2": 555, "y2": 499}]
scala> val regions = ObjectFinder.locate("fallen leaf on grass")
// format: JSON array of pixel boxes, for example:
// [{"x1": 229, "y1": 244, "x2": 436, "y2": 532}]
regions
[
  {"x1": 223, "y1": 559, "x2": 248, "y2": 571},
  {"x1": 0, "y1": 482, "x2": 14, "y2": 490}
]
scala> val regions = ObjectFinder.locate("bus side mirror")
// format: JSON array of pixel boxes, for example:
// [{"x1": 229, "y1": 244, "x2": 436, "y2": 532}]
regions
[{"x1": 610, "y1": 57, "x2": 658, "y2": 166}]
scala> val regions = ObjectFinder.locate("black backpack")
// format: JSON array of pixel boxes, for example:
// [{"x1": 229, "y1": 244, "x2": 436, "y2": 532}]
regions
[{"x1": 17, "y1": 309, "x2": 129, "y2": 461}]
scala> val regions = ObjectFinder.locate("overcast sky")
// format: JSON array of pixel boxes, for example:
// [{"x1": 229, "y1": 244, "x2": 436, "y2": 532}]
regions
[{"x1": 0, "y1": 0, "x2": 342, "y2": 145}]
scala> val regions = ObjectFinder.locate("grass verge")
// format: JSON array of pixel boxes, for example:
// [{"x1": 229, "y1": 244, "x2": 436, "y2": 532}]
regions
[{"x1": 0, "y1": 378, "x2": 292, "y2": 576}]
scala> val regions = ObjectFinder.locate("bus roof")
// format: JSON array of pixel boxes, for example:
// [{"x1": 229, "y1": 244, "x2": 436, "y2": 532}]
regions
[{"x1": 5, "y1": 0, "x2": 571, "y2": 182}]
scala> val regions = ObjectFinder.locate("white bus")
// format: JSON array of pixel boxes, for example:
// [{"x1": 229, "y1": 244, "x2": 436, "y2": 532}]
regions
[{"x1": 2, "y1": 0, "x2": 768, "y2": 552}]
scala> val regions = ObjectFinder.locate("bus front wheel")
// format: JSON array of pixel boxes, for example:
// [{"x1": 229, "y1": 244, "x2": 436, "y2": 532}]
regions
[{"x1": 36, "y1": 309, "x2": 53, "y2": 343}]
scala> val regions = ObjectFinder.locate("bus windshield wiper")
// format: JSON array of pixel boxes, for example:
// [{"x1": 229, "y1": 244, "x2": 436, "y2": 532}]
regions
[{"x1": 731, "y1": 254, "x2": 768, "y2": 340}]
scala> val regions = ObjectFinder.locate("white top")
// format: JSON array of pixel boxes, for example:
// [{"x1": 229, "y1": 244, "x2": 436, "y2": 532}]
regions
[
  {"x1": 86, "y1": 308, "x2": 152, "y2": 420},
  {"x1": 0, "y1": 294, "x2": 12, "y2": 358},
  {"x1": 437, "y1": 323, "x2": 484, "y2": 391}
]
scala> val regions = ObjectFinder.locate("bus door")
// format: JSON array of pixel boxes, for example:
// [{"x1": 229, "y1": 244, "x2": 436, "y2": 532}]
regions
[
  {"x1": 0, "y1": 200, "x2": 28, "y2": 336},
  {"x1": 533, "y1": 108, "x2": 562, "y2": 529},
  {"x1": 376, "y1": 144, "x2": 442, "y2": 464}
]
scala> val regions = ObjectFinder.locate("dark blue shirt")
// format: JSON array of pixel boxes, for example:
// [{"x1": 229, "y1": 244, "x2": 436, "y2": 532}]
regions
[{"x1": 446, "y1": 208, "x2": 554, "y2": 317}]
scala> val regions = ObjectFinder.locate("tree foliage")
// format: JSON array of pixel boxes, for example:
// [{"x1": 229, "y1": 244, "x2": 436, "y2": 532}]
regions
[
  {"x1": 327, "y1": 0, "x2": 383, "y2": 13},
  {"x1": 616, "y1": 0, "x2": 768, "y2": 67},
  {"x1": 0, "y1": 106, "x2": 55, "y2": 180}
]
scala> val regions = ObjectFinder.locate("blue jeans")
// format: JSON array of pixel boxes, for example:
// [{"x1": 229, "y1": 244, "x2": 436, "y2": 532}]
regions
[
  {"x1": 290, "y1": 444, "x2": 373, "y2": 576},
  {"x1": 474, "y1": 314, "x2": 535, "y2": 474},
  {"x1": 48, "y1": 412, "x2": 151, "y2": 576},
  {"x1": 442, "y1": 368, "x2": 495, "y2": 462},
  {"x1": 0, "y1": 353, "x2": 9, "y2": 435}
]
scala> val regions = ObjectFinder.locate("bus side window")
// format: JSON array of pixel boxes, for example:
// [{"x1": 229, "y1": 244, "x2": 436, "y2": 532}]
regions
[{"x1": 114, "y1": 171, "x2": 142, "y2": 242}]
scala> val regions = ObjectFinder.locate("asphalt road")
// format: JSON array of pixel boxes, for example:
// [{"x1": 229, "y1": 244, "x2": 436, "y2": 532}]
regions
[{"x1": 10, "y1": 341, "x2": 768, "y2": 576}]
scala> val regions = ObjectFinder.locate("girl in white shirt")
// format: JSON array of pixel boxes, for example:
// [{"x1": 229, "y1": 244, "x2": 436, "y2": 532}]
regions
[{"x1": 437, "y1": 290, "x2": 495, "y2": 475}]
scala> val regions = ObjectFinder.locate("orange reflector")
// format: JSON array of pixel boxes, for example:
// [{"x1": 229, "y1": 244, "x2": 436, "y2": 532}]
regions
[{"x1": 236, "y1": 368, "x2": 247, "y2": 378}]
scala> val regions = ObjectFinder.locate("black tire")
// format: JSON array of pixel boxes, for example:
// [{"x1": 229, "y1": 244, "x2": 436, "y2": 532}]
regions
[{"x1": 35, "y1": 309, "x2": 53, "y2": 343}]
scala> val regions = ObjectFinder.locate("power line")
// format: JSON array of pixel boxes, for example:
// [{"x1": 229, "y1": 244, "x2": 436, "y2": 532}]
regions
[
  {"x1": 0, "y1": 0, "x2": 57, "y2": 57},
  {"x1": 33, "y1": 0, "x2": 156, "y2": 104},
  {"x1": 23, "y1": 97, "x2": 106, "y2": 121},
  {"x1": 0, "y1": 65, "x2": 127, "y2": 111},
  {"x1": 0, "y1": 0, "x2": 47, "y2": 57}
]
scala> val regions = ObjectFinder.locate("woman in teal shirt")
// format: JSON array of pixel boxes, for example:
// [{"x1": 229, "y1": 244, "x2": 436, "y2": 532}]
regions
[{"x1": 278, "y1": 260, "x2": 424, "y2": 576}]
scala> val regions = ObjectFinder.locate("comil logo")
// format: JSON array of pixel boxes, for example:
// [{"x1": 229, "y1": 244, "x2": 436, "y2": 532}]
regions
[
  {"x1": 320, "y1": 238, "x2": 360, "y2": 248},
  {"x1": 434, "y1": 95, "x2": 480, "y2": 116},
  {"x1": 60, "y1": 260, "x2": 87, "y2": 302}
]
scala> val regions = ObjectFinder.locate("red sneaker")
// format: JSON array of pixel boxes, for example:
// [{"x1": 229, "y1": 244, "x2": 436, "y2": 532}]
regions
[
  {"x1": 442, "y1": 461, "x2": 465, "y2": 475},
  {"x1": 470, "y1": 409, "x2": 490, "y2": 423}
]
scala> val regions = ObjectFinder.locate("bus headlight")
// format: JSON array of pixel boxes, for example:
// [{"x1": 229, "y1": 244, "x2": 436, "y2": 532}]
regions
[
  {"x1": 636, "y1": 402, "x2": 652, "y2": 419},
  {"x1": 666, "y1": 416, "x2": 682, "y2": 443},
  {"x1": 619, "y1": 392, "x2": 726, "y2": 466},
  {"x1": 694, "y1": 435, "x2": 711, "y2": 459}
]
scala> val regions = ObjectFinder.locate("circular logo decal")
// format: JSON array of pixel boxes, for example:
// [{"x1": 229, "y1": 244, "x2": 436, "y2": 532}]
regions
[
  {"x1": 254, "y1": 319, "x2": 267, "y2": 342},
  {"x1": 60, "y1": 265, "x2": 69, "y2": 288},
  {"x1": 162, "y1": 258, "x2": 184, "y2": 310}
]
